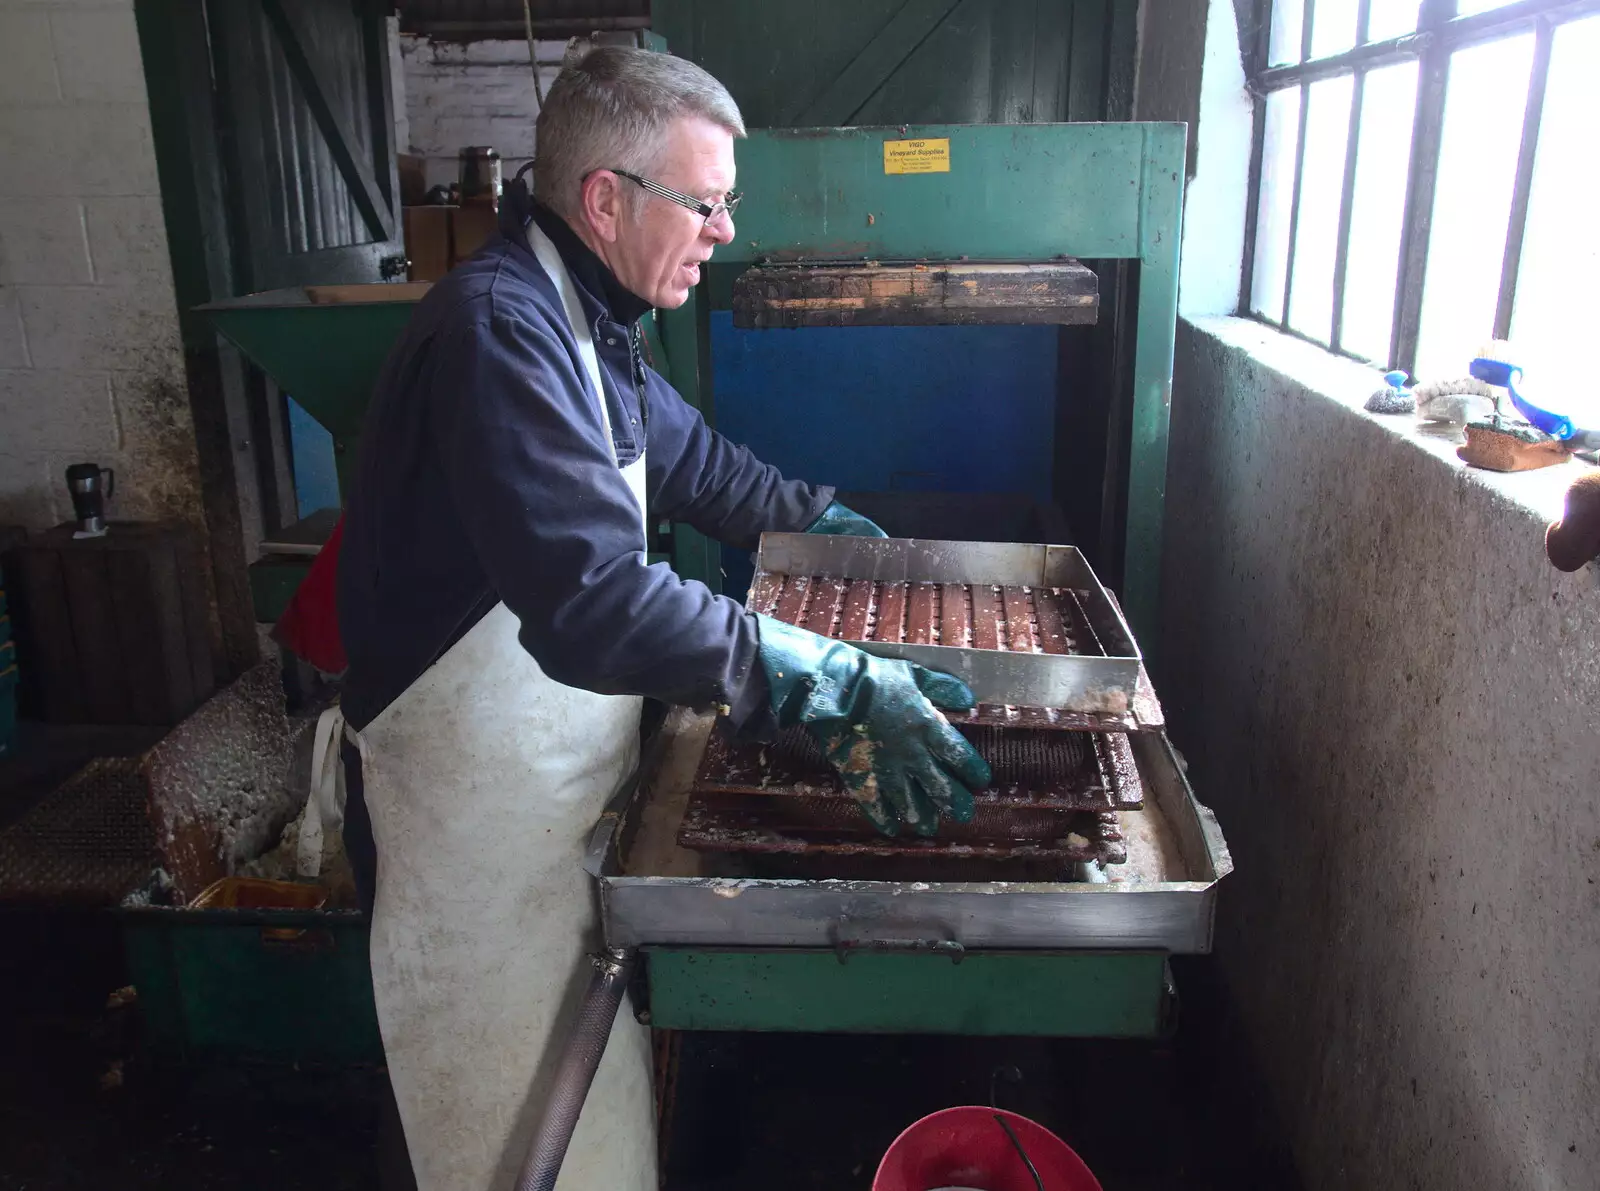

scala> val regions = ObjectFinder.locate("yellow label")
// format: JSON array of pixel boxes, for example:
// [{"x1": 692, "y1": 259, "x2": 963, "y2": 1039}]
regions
[{"x1": 883, "y1": 137, "x2": 950, "y2": 175}]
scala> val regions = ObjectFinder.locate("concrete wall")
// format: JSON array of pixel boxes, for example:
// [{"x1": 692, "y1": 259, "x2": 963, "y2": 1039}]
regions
[
  {"x1": 1134, "y1": 0, "x2": 1252, "y2": 318},
  {"x1": 1141, "y1": 7, "x2": 1600, "y2": 1184},
  {"x1": 0, "y1": 0, "x2": 201, "y2": 531},
  {"x1": 399, "y1": 36, "x2": 564, "y2": 192},
  {"x1": 1162, "y1": 315, "x2": 1600, "y2": 1190}
]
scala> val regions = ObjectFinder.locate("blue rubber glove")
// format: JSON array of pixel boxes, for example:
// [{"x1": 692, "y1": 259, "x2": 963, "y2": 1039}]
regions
[
  {"x1": 805, "y1": 501, "x2": 888, "y2": 538},
  {"x1": 755, "y1": 614, "x2": 990, "y2": 836}
]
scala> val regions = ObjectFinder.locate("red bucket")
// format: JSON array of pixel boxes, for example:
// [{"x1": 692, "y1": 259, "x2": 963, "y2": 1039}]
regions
[{"x1": 873, "y1": 1107, "x2": 1103, "y2": 1191}]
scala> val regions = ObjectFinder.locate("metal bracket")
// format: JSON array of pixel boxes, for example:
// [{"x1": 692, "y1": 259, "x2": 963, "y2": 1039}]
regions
[{"x1": 590, "y1": 947, "x2": 633, "y2": 980}]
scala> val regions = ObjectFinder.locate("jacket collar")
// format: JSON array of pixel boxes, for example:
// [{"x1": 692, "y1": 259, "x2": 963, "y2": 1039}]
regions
[{"x1": 501, "y1": 183, "x2": 654, "y2": 327}]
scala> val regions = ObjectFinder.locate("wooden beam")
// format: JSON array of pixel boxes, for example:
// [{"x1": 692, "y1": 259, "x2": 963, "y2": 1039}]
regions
[
  {"x1": 260, "y1": 0, "x2": 394, "y2": 241},
  {"x1": 778, "y1": 0, "x2": 966, "y2": 127},
  {"x1": 731, "y1": 261, "x2": 1099, "y2": 329}
]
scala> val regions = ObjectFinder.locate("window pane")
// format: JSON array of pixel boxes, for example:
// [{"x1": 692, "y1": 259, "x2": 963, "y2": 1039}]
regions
[
  {"x1": 1341, "y1": 61, "x2": 1419, "y2": 364},
  {"x1": 1286, "y1": 75, "x2": 1355, "y2": 345},
  {"x1": 1414, "y1": 34, "x2": 1534, "y2": 383},
  {"x1": 1312, "y1": 0, "x2": 1360, "y2": 58},
  {"x1": 1270, "y1": 0, "x2": 1306, "y2": 65},
  {"x1": 1368, "y1": 0, "x2": 1422, "y2": 41},
  {"x1": 1251, "y1": 86, "x2": 1304, "y2": 323},
  {"x1": 1510, "y1": 14, "x2": 1600, "y2": 424},
  {"x1": 1455, "y1": 0, "x2": 1515, "y2": 15}
]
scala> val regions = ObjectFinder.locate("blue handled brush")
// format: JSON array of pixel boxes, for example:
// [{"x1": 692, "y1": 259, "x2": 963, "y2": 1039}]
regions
[{"x1": 1469, "y1": 347, "x2": 1576, "y2": 440}]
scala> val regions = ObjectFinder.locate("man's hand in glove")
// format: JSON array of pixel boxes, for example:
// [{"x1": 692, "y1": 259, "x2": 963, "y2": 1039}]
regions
[
  {"x1": 755, "y1": 614, "x2": 990, "y2": 836},
  {"x1": 804, "y1": 500, "x2": 889, "y2": 538}
]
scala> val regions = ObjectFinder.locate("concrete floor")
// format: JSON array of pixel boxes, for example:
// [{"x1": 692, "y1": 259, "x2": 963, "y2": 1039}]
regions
[{"x1": 0, "y1": 1012, "x2": 384, "y2": 1191}]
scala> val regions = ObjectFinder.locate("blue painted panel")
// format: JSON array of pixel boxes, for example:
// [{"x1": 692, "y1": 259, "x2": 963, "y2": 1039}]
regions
[
  {"x1": 708, "y1": 313, "x2": 1059, "y2": 598},
  {"x1": 709, "y1": 314, "x2": 1057, "y2": 498},
  {"x1": 287, "y1": 397, "x2": 340, "y2": 518}
]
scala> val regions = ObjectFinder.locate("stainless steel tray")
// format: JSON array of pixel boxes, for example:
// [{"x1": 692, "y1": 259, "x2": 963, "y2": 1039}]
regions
[
  {"x1": 586, "y1": 713, "x2": 1231, "y2": 955},
  {"x1": 751, "y1": 533, "x2": 1142, "y2": 714}
]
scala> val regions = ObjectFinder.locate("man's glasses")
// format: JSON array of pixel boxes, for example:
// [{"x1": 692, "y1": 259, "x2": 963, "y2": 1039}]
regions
[{"x1": 611, "y1": 169, "x2": 742, "y2": 229}]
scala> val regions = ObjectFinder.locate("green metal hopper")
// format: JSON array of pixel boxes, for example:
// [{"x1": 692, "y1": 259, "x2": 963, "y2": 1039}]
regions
[
  {"x1": 199, "y1": 283, "x2": 429, "y2": 620},
  {"x1": 200, "y1": 283, "x2": 430, "y2": 491}
]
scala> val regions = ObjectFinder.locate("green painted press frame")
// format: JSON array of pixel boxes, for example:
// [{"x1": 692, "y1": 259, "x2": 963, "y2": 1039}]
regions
[
  {"x1": 654, "y1": 121, "x2": 1186, "y2": 651},
  {"x1": 642, "y1": 948, "x2": 1173, "y2": 1038},
  {"x1": 642, "y1": 123, "x2": 1186, "y2": 1038}
]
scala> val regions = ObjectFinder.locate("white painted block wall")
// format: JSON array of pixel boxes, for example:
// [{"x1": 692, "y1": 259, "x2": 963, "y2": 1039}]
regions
[
  {"x1": 399, "y1": 36, "x2": 564, "y2": 192},
  {"x1": 0, "y1": 0, "x2": 199, "y2": 531}
]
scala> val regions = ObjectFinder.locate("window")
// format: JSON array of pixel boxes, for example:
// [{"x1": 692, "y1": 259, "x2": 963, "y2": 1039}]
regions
[{"x1": 1244, "y1": 0, "x2": 1600, "y2": 401}]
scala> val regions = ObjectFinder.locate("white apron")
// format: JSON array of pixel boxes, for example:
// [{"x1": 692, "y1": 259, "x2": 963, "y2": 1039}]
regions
[{"x1": 352, "y1": 222, "x2": 656, "y2": 1191}]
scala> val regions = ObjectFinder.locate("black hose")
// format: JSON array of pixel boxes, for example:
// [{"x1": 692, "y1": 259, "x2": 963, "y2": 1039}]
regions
[
  {"x1": 994, "y1": 1114, "x2": 1045, "y2": 1191},
  {"x1": 513, "y1": 948, "x2": 637, "y2": 1191}
]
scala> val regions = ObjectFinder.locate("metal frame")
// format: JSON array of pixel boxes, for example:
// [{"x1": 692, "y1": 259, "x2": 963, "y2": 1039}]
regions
[
  {"x1": 753, "y1": 533, "x2": 1143, "y2": 711},
  {"x1": 588, "y1": 727, "x2": 1230, "y2": 956},
  {"x1": 660, "y1": 122, "x2": 1186, "y2": 655},
  {"x1": 1242, "y1": 0, "x2": 1600, "y2": 374},
  {"x1": 589, "y1": 717, "x2": 1225, "y2": 1034}
]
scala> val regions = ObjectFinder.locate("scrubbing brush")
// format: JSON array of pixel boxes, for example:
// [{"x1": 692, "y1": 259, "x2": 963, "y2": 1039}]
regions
[{"x1": 1470, "y1": 340, "x2": 1579, "y2": 440}]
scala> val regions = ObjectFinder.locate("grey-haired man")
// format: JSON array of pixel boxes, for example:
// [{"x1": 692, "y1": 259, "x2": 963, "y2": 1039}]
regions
[{"x1": 337, "y1": 47, "x2": 986, "y2": 1189}]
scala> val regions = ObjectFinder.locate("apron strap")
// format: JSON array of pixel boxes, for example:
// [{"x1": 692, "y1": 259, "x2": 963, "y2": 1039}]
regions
[
  {"x1": 524, "y1": 219, "x2": 649, "y2": 539},
  {"x1": 296, "y1": 703, "x2": 350, "y2": 879},
  {"x1": 525, "y1": 221, "x2": 616, "y2": 454}
]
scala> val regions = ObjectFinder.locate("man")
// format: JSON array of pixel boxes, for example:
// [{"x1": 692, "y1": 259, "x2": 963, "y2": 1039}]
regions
[{"x1": 337, "y1": 48, "x2": 989, "y2": 1190}]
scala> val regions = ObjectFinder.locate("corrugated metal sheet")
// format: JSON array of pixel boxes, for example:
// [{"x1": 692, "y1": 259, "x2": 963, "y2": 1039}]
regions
[{"x1": 397, "y1": 0, "x2": 649, "y2": 37}]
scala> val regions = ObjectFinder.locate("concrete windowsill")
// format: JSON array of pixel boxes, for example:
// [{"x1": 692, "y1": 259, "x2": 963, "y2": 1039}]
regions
[{"x1": 1183, "y1": 315, "x2": 1596, "y2": 544}]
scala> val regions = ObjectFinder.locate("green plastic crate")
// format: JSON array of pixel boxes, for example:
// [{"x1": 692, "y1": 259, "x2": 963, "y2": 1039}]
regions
[{"x1": 118, "y1": 901, "x2": 384, "y2": 1066}]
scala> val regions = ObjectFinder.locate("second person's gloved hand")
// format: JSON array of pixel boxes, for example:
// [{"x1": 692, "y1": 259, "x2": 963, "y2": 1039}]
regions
[{"x1": 755, "y1": 614, "x2": 990, "y2": 836}]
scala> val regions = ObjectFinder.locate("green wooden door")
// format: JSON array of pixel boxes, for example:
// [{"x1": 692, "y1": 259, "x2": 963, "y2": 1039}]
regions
[
  {"x1": 207, "y1": 0, "x2": 406, "y2": 292},
  {"x1": 137, "y1": 0, "x2": 405, "y2": 674}
]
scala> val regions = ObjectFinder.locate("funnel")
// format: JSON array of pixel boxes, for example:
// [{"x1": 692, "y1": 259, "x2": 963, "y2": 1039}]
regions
[{"x1": 199, "y1": 283, "x2": 428, "y2": 482}]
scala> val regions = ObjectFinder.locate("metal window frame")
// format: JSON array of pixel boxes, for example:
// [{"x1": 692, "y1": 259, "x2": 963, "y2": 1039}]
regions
[{"x1": 1241, "y1": 0, "x2": 1600, "y2": 377}]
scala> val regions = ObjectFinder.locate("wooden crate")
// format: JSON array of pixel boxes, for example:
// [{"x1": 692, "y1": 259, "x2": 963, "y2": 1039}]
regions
[
  {"x1": 10, "y1": 523, "x2": 214, "y2": 725},
  {"x1": 402, "y1": 205, "x2": 452, "y2": 281}
]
